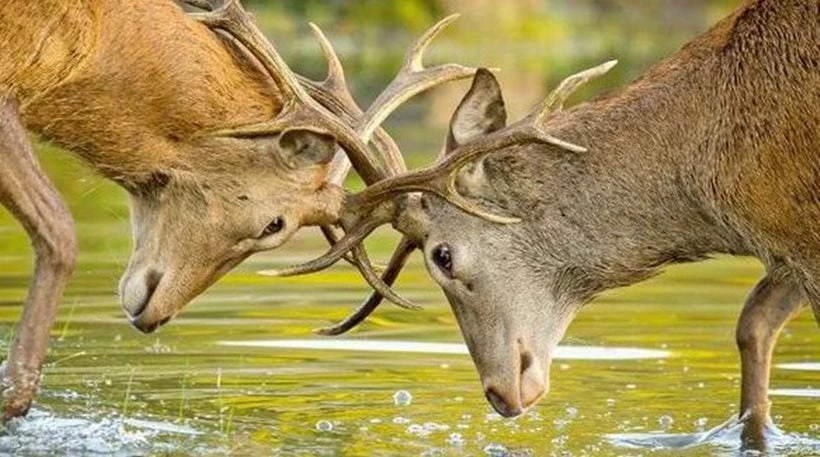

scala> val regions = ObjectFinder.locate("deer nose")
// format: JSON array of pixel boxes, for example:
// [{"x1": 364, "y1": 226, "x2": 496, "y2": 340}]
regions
[
  {"x1": 483, "y1": 344, "x2": 548, "y2": 418},
  {"x1": 120, "y1": 269, "x2": 163, "y2": 320}
]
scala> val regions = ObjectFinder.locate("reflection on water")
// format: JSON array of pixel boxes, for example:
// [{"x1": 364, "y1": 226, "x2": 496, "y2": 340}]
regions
[
  {"x1": 219, "y1": 339, "x2": 671, "y2": 360},
  {"x1": 1, "y1": 2, "x2": 818, "y2": 453}
]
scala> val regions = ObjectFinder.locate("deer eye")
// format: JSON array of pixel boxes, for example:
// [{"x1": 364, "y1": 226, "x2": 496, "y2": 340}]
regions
[
  {"x1": 431, "y1": 244, "x2": 453, "y2": 278},
  {"x1": 259, "y1": 217, "x2": 285, "y2": 239}
]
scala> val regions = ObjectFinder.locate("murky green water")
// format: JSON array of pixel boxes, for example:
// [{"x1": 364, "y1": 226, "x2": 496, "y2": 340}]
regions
[{"x1": 0, "y1": 144, "x2": 817, "y2": 457}]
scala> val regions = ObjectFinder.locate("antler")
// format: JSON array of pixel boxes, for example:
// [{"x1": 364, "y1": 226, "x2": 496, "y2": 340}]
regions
[
  {"x1": 315, "y1": 60, "x2": 619, "y2": 334},
  {"x1": 188, "y1": 0, "x2": 384, "y2": 184},
  {"x1": 344, "y1": 60, "x2": 619, "y2": 216},
  {"x1": 247, "y1": 13, "x2": 479, "y2": 311}
]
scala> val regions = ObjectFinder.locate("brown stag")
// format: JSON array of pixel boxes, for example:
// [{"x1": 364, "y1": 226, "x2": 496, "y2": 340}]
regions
[
  {"x1": 262, "y1": 0, "x2": 820, "y2": 449},
  {"x1": 0, "y1": 0, "x2": 478, "y2": 420}
]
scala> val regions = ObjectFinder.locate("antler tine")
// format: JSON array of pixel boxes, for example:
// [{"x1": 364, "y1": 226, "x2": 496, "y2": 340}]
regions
[
  {"x1": 306, "y1": 23, "x2": 357, "y2": 113},
  {"x1": 190, "y1": 0, "x2": 384, "y2": 184},
  {"x1": 536, "y1": 60, "x2": 618, "y2": 121},
  {"x1": 316, "y1": 237, "x2": 416, "y2": 335},
  {"x1": 257, "y1": 211, "x2": 390, "y2": 278},
  {"x1": 350, "y1": 244, "x2": 421, "y2": 310},
  {"x1": 320, "y1": 225, "x2": 389, "y2": 271},
  {"x1": 345, "y1": 60, "x2": 619, "y2": 219},
  {"x1": 361, "y1": 15, "x2": 478, "y2": 140}
]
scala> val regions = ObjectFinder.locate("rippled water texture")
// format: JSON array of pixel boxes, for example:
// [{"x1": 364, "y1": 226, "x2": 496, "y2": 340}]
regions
[{"x1": 0, "y1": 146, "x2": 815, "y2": 456}]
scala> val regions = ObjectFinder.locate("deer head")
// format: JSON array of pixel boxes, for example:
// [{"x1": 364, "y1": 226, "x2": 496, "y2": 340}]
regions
[
  {"x1": 256, "y1": 62, "x2": 617, "y2": 416},
  {"x1": 119, "y1": 0, "x2": 477, "y2": 333}
]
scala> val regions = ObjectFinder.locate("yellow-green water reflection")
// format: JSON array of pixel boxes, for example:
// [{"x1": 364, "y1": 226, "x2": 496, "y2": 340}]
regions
[
  {"x1": 0, "y1": 145, "x2": 817, "y2": 456},
  {"x1": 1, "y1": 1, "x2": 819, "y2": 454}
]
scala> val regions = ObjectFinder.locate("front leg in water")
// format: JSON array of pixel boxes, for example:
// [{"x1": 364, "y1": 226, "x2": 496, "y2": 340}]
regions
[
  {"x1": 0, "y1": 96, "x2": 77, "y2": 422},
  {"x1": 734, "y1": 273, "x2": 805, "y2": 452}
]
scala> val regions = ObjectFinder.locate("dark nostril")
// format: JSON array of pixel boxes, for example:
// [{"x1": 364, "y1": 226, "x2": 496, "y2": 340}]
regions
[{"x1": 520, "y1": 350, "x2": 534, "y2": 375}]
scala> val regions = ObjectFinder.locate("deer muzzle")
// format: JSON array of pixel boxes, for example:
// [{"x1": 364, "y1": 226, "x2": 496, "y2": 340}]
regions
[{"x1": 481, "y1": 341, "x2": 549, "y2": 418}]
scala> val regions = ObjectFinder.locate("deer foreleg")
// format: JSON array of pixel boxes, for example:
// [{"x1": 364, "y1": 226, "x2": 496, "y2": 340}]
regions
[
  {"x1": 735, "y1": 274, "x2": 805, "y2": 451},
  {"x1": 0, "y1": 96, "x2": 76, "y2": 422}
]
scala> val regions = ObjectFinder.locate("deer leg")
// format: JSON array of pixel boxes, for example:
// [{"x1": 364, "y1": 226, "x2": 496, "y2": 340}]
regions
[
  {"x1": 735, "y1": 274, "x2": 805, "y2": 451},
  {"x1": 0, "y1": 97, "x2": 77, "y2": 422}
]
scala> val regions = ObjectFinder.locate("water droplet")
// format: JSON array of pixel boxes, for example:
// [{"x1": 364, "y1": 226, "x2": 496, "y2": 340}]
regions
[
  {"x1": 315, "y1": 420, "x2": 333, "y2": 432},
  {"x1": 694, "y1": 417, "x2": 708, "y2": 432},
  {"x1": 393, "y1": 390, "x2": 412, "y2": 406},
  {"x1": 446, "y1": 432, "x2": 465, "y2": 446},
  {"x1": 483, "y1": 443, "x2": 509, "y2": 456},
  {"x1": 658, "y1": 415, "x2": 674, "y2": 430}
]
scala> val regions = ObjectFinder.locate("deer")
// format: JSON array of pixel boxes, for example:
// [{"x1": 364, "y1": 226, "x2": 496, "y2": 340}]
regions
[
  {"x1": 0, "y1": 0, "x2": 480, "y2": 421},
  {"x1": 258, "y1": 0, "x2": 820, "y2": 449}
]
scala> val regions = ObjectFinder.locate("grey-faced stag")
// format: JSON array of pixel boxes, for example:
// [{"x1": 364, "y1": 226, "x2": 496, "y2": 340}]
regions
[
  {"x1": 262, "y1": 0, "x2": 820, "y2": 451},
  {"x1": 0, "y1": 0, "x2": 476, "y2": 421}
]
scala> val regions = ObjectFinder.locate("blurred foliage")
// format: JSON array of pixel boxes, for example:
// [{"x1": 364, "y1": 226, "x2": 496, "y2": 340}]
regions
[{"x1": 237, "y1": 0, "x2": 740, "y2": 123}]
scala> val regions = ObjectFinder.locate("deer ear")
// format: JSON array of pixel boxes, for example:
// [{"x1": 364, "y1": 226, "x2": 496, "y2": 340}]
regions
[
  {"x1": 277, "y1": 129, "x2": 337, "y2": 168},
  {"x1": 446, "y1": 68, "x2": 507, "y2": 153}
]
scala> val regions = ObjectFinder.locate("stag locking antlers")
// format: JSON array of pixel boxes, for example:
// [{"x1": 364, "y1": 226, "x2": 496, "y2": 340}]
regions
[{"x1": 258, "y1": 60, "x2": 618, "y2": 334}]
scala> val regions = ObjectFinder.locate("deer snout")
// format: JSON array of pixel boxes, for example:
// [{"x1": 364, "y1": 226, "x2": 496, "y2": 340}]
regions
[
  {"x1": 482, "y1": 343, "x2": 549, "y2": 418},
  {"x1": 119, "y1": 268, "x2": 165, "y2": 333}
]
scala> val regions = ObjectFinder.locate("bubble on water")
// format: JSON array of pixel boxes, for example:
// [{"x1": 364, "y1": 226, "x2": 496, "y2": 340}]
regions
[
  {"x1": 565, "y1": 407, "x2": 578, "y2": 418},
  {"x1": 606, "y1": 398, "x2": 616, "y2": 407},
  {"x1": 626, "y1": 384, "x2": 637, "y2": 389},
  {"x1": 446, "y1": 432, "x2": 465, "y2": 446},
  {"x1": 483, "y1": 443, "x2": 508, "y2": 456},
  {"x1": 393, "y1": 390, "x2": 412, "y2": 406},
  {"x1": 809, "y1": 423, "x2": 819, "y2": 432},
  {"x1": 697, "y1": 382, "x2": 705, "y2": 388},
  {"x1": 369, "y1": 418, "x2": 382, "y2": 424},
  {"x1": 424, "y1": 422, "x2": 449, "y2": 432},
  {"x1": 315, "y1": 420, "x2": 333, "y2": 432},
  {"x1": 440, "y1": 363, "x2": 450, "y2": 369},
  {"x1": 559, "y1": 364, "x2": 570, "y2": 371},
  {"x1": 406, "y1": 424, "x2": 427, "y2": 437},
  {"x1": 658, "y1": 415, "x2": 674, "y2": 430},
  {"x1": 392, "y1": 416, "x2": 411, "y2": 425},
  {"x1": 461, "y1": 414, "x2": 472, "y2": 421},
  {"x1": 453, "y1": 396, "x2": 464, "y2": 403},
  {"x1": 694, "y1": 417, "x2": 708, "y2": 432}
]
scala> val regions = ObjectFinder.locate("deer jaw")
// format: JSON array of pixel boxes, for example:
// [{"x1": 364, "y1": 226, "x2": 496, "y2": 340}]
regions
[{"x1": 119, "y1": 133, "x2": 343, "y2": 333}]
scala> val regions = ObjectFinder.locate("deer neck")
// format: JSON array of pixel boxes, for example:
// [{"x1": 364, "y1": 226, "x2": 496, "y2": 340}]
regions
[
  {"x1": 492, "y1": 34, "x2": 755, "y2": 295},
  {"x1": 18, "y1": 0, "x2": 280, "y2": 183}
]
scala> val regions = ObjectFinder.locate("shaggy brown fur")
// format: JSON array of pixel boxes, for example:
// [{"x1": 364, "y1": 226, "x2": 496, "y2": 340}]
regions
[
  {"x1": 0, "y1": 0, "x2": 344, "y2": 421},
  {"x1": 396, "y1": 0, "x2": 818, "y2": 449}
]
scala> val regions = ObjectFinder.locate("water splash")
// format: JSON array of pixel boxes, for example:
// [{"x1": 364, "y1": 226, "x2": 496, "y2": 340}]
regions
[{"x1": 606, "y1": 412, "x2": 820, "y2": 455}]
